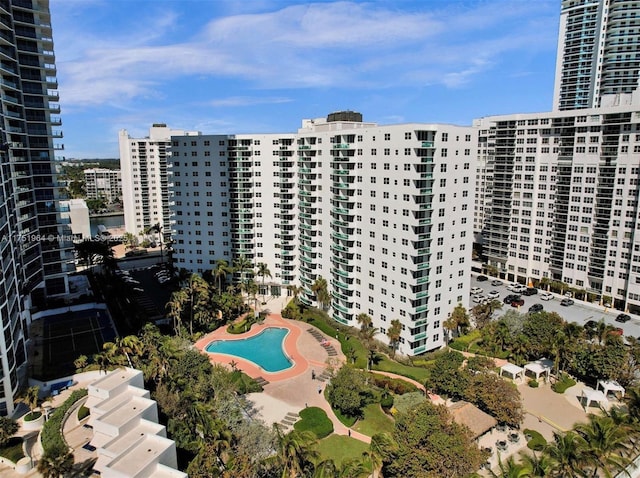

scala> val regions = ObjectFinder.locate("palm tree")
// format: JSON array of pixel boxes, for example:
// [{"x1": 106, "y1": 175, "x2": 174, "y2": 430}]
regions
[
  {"x1": 337, "y1": 457, "x2": 370, "y2": 477},
  {"x1": 115, "y1": 335, "x2": 144, "y2": 368},
  {"x1": 167, "y1": 289, "x2": 188, "y2": 336},
  {"x1": 256, "y1": 262, "x2": 272, "y2": 304},
  {"x1": 0, "y1": 416, "x2": 18, "y2": 447},
  {"x1": 366, "y1": 432, "x2": 397, "y2": 478},
  {"x1": 213, "y1": 259, "x2": 231, "y2": 292},
  {"x1": 356, "y1": 313, "x2": 372, "y2": 332},
  {"x1": 625, "y1": 386, "x2": 640, "y2": 422},
  {"x1": 37, "y1": 446, "x2": 74, "y2": 478},
  {"x1": 313, "y1": 459, "x2": 338, "y2": 478},
  {"x1": 386, "y1": 319, "x2": 402, "y2": 358},
  {"x1": 359, "y1": 326, "x2": 378, "y2": 370},
  {"x1": 233, "y1": 255, "x2": 253, "y2": 286},
  {"x1": 311, "y1": 276, "x2": 330, "y2": 310},
  {"x1": 184, "y1": 274, "x2": 210, "y2": 335},
  {"x1": 519, "y1": 451, "x2": 553, "y2": 477},
  {"x1": 274, "y1": 426, "x2": 319, "y2": 478},
  {"x1": 510, "y1": 334, "x2": 530, "y2": 366},
  {"x1": 17, "y1": 385, "x2": 40, "y2": 420},
  {"x1": 575, "y1": 414, "x2": 633, "y2": 477},
  {"x1": 288, "y1": 285, "x2": 302, "y2": 305},
  {"x1": 489, "y1": 455, "x2": 533, "y2": 478},
  {"x1": 543, "y1": 431, "x2": 589, "y2": 477}
]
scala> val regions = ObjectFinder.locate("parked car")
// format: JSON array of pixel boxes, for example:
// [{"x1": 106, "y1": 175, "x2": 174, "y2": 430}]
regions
[
  {"x1": 473, "y1": 295, "x2": 487, "y2": 303},
  {"x1": 132, "y1": 287, "x2": 144, "y2": 294},
  {"x1": 477, "y1": 275, "x2": 488, "y2": 282},
  {"x1": 511, "y1": 298, "x2": 525, "y2": 307},
  {"x1": 616, "y1": 313, "x2": 631, "y2": 323},
  {"x1": 540, "y1": 292, "x2": 553, "y2": 301},
  {"x1": 513, "y1": 285, "x2": 528, "y2": 293},
  {"x1": 487, "y1": 290, "x2": 500, "y2": 299},
  {"x1": 523, "y1": 288, "x2": 538, "y2": 296},
  {"x1": 491, "y1": 279, "x2": 503, "y2": 286},
  {"x1": 529, "y1": 303, "x2": 543, "y2": 313},
  {"x1": 471, "y1": 287, "x2": 484, "y2": 295},
  {"x1": 504, "y1": 294, "x2": 521, "y2": 304},
  {"x1": 560, "y1": 298, "x2": 574, "y2": 306},
  {"x1": 506, "y1": 283, "x2": 521, "y2": 291}
]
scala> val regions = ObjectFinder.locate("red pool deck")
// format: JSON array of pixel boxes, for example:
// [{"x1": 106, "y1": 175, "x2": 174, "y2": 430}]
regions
[{"x1": 194, "y1": 313, "x2": 341, "y2": 382}]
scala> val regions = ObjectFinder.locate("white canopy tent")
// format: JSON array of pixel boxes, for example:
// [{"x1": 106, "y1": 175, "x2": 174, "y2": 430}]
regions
[
  {"x1": 524, "y1": 358, "x2": 553, "y2": 381},
  {"x1": 581, "y1": 387, "x2": 608, "y2": 408},
  {"x1": 500, "y1": 363, "x2": 524, "y2": 382},
  {"x1": 597, "y1": 380, "x2": 625, "y2": 398}
]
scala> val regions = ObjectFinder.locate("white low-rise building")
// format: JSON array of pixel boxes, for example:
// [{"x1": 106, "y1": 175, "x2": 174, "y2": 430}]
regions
[
  {"x1": 86, "y1": 368, "x2": 186, "y2": 478},
  {"x1": 60, "y1": 199, "x2": 91, "y2": 240}
]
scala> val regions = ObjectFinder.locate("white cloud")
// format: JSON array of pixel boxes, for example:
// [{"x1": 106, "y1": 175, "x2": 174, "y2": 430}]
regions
[{"x1": 54, "y1": 0, "x2": 559, "y2": 108}]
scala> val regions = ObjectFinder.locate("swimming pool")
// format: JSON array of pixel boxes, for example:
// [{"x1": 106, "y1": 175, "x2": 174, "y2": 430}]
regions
[{"x1": 205, "y1": 327, "x2": 293, "y2": 373}]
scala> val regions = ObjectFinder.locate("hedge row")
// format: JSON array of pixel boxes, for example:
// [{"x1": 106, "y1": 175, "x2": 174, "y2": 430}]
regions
[
  {"x1": 370, "y1": 374, "x2": 419, "y2": 395},
  {"x1": 41, "y1": 388, "x2": 88, "y2": 454}
]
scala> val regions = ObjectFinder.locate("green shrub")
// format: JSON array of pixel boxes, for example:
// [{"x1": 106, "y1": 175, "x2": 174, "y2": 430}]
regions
[
  {"x1": 231, "y1": 371, "x2": 263, "y2": 394},
  {"x1": 24, "y1": 411, "x2": 42, "y2": 422},
  {"x1": 524, "y1": 428, "x2": 546, "y2": 451},
  {"x1": 0, "y1": 437, "x2": 24, "y2": 463},
  {"x1": 380, "y1": 394, "x2": 394, "y2": 410},
  {"x1": 294, "y1": 407, "x2": 333, "y2": 439},
  {"x1": 77, "y1": 406, "x2": 90, "y2": 421},
  {"x1": 41, "y1": 388, "x2": 88, "y2": 454},
  {"x1": 552, "y1": 373, "x2": 576, "y2": 394},
  {"x1": 528, "y1": 379, "x2": 539, "y2": 388},
  {"x1": 449, "y1": 330, "x2": 481, "y2": 351},
  {"x1": 370, "y1": 374, "x2": 419, "y2": 395}
]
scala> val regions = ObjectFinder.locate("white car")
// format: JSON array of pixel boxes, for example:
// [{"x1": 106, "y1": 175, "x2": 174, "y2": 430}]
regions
[
  {"x1": 506, "y1": 282, "x2": 519, "y2": 291},
  {"x1": 487, "y1": 290, "x2": 500, "y2": 300},
  {"x1": 540, "y1": 292, "x2": 553, "y2": 301},
  {"x1": 473, "y1": 295, "x2": 487, "y2": 303},
  {"x1": 471, "y1": 287, "x2": 484, "y2": 295}
]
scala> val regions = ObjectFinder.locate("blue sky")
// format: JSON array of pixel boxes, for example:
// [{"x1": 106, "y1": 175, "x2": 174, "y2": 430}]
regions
[{"x1": 50, "y1": 0, "x2": 560, "y2": 159}]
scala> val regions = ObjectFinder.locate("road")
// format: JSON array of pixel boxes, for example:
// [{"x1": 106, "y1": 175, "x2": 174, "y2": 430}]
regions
[{"x1": 470, "y1": 274, "x2": 640, "y2": 339}]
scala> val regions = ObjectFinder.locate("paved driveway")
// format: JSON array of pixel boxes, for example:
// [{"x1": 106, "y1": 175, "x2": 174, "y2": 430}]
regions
[{"x1": 470, "y1": 275, "x2": 640, "y2": 338}]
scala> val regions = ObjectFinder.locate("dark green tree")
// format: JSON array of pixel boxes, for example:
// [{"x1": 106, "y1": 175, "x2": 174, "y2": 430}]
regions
[{"x1": 383, "y1": 400, "x2": 485, "y2": 478}]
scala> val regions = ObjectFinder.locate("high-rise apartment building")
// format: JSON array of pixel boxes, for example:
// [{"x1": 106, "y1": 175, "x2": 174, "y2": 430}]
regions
[
  {"x1": 84, "y1": 168, "x2": 122, "y2": 203},
  {"x1": 168, "y1": 131, "x2": 296, "y2": 293},
  {"x1": 554, "y1": 0, "x2": 640, "y2": 111},
  {"x1": 119, "y1": 124, "x2": 198, "y2": 241},
  {"x1": 475, "y1": 105, "x2": 640, "y2": 314},
  {"x1": 0, "y1": 0, "x2": 72, "y2": 414},
  {"x1": 169, "y1": 113, "x2": 475, "y2": 355}
]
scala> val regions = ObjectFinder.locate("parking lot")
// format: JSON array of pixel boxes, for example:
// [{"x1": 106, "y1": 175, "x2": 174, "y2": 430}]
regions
[{"x1": 470, "y1": 274, "x2": 640, "y2": 339}]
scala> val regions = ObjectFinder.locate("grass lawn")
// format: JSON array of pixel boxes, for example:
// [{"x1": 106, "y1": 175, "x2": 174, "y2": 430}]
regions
[
  {"x1": 373, "y1": 357, "x2": 430, "y2": 383},
  {"x1": 0, "y1": 437, "x2": 24, "y2": 463},
  {"x1": 294, "y1": 407, "x2": 333, "y2": 438},
  {"x1": 315, "y1": 435, "x2": 370, "y2": 467},
  {"x1": 353, "y1": 403, "x2": 394, "y2": 437}
]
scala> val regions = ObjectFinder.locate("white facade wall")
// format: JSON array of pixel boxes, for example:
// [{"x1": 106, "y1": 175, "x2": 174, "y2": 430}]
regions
[
  {"x1": 170, "y1": 117, "x2": 476, "y2": 355},
  {"x1": 84, "y1": 168, "x2": 122, "y2": 203},
  {"x1": 476, "y1": 105, "x2": 640, "y2": 313},
  {"x1": 119, "y1": 125, "x2": 199, "y2": 240},
  {"x1": 168, "y1": 133, "x2": 296, "y2": 290}
]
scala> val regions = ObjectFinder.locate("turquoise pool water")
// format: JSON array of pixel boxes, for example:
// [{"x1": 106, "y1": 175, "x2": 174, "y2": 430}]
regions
[{"x1": 205, "y1": 327, "x2": 293, "y2": 373}]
